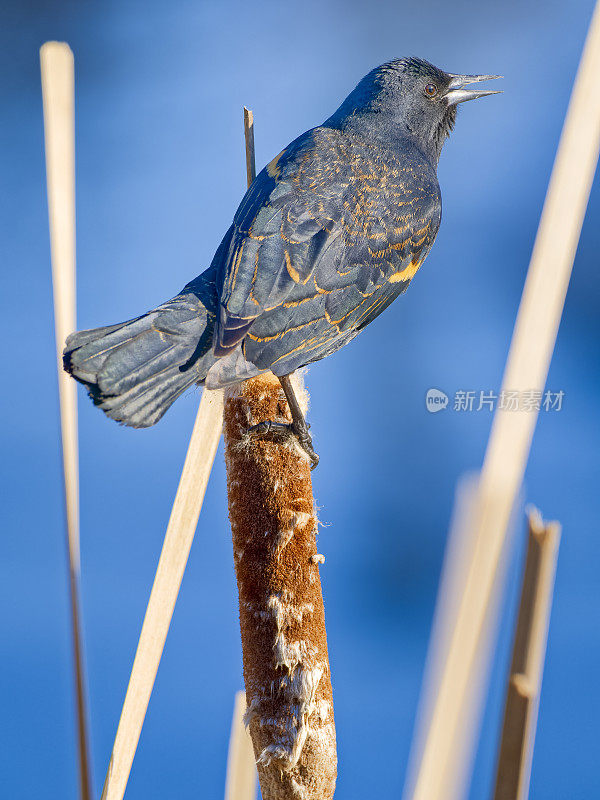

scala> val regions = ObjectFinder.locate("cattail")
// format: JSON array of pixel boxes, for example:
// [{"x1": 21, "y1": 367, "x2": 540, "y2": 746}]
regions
[{"x1": 223, "y1": 372, "x2": 336, "y2": 800}]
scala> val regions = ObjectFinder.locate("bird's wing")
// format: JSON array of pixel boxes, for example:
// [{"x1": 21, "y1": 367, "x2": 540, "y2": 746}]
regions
[
  {"x1": 238, "y1": 132, "x2": 441, "y2": 374},
  {"x1": 214, "y1": 129, "x2": 345, "y2": 356},
  {"x1": 215, "y1": 128, "x2": 441, "y2": 363},
  {"x1": 317, "y1": 147, "x2": 441, "y2": 335}
]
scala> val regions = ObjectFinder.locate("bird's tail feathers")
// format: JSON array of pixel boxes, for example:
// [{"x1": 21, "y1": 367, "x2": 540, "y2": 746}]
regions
[{"x1": 63, "y1": 277, "x2": 218, "y2": 428}]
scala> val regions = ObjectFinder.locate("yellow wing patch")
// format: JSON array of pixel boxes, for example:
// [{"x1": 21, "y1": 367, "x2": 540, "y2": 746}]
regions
[
  {"x1": 266, "y1": 150, "x2": 285, "y2": 179},
  {"x1": 389, "y1": 256, "x2": 423, "y2": 284}
]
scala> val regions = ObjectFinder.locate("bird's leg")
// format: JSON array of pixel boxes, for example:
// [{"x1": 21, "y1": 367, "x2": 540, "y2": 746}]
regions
[
  {"x1": 279, "y1": 374, "x2": 319, "y2": 468},
  {"x1": 248, "y1": 373, "x2": 319, "y2": 469}
]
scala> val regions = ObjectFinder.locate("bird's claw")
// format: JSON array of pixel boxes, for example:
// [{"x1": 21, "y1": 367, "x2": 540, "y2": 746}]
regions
[
  {"x1": 294, "y1": 427, "x2": 319, "y2": 469},
  {"x1": 248, "y1": 420, "x2": 319, "y2": 469},
  {"x1": 248, "y1": 420, "x2": 291, "y2": 442}
]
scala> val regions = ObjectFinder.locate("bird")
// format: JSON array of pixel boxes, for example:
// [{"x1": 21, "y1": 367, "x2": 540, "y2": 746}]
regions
[{"x1": 64, "y1": 57, "x2": 500, "y2": 467}]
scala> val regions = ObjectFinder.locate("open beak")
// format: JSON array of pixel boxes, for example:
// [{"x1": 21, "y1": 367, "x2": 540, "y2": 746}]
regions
[{"x1": 444, "y1": 72, "x2": 502, "y2": 105}]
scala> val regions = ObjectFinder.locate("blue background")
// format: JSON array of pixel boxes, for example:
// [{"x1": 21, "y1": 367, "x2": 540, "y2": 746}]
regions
[{"x1": 1, "y1": 1, "x2": 599, "y2": 798}]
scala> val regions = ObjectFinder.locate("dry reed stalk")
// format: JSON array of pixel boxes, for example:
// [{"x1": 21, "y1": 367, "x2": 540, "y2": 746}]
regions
[
  {"x1": 101, "y1": 387, "x2": 223, "y2": 800},
  {"x1": 243, "y1": 108, "x2": 256, "y2": 191},
  {"x1": 406, "y1": 4, "x2": 600, "y2": 798},
  {"x1": 223, "y1": 373, "x2": 336, "y2": 800},
  {"x1": 40, "y1": 41, "x2": 93, "y2": 800},
  {"x1": 404, "y1": 475, "x2": 515, "y2": 800},
  {"x1": 225, "y1": 691, "x2": 258, "y2": 800},
  {"x1": 493, "y1": 509, "x2": 561, "y2": 800}
]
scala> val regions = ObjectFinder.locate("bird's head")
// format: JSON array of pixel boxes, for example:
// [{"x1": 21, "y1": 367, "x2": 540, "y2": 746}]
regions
[{"x1": 327, "y1": 57, "x2": 501, "y2": 164}]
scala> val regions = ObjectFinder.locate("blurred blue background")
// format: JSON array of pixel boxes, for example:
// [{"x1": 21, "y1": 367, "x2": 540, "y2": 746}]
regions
[{"x1": 1, "y1": 1, "x2": 598, "y2": 797}]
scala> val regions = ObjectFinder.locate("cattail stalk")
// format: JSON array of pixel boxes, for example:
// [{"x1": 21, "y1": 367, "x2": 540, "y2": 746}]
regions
[
  {"x1": 404, "y1": 475, "x2": 511, "y2": 800},
  {"x1": 101, "y1": 388, "x2": 223, "y2": 800},
  {"x1": 221, "y1": 107, "x2": 336, "y2": 800},
  {"x1": 41, "y1": 41, "x2": 93, "y2": 800},
  {"x1": 225, "y1": 691, "x2": 258, "y2": 800},
  {"x1": 223, "y1": 373, "x2": 336, "y2": 800},
  {"x1": 493, "y1": 508, "x2": 561, "y2": 800},
  {"x1": 405, "y1": 4, "x2": 600, "y2": 797}
]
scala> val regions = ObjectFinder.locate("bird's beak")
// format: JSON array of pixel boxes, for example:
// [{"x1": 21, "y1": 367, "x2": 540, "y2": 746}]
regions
[{"x1": 444, "y1": 73, "x2": 503, "y2": 105}]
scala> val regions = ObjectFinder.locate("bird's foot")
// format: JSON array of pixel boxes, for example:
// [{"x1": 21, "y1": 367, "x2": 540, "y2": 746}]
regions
[
  {"x1": 293, "y1": 421, "x2": 320, "y2": 470},
  {"x1": 248, "y1": 419, "x2": 319, "y2": 470}
]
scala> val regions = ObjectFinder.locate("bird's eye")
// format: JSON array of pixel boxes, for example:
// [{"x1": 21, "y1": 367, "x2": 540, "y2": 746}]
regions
[{"x1": 424, "y1": 83, "x2": 438, "y2": 98}]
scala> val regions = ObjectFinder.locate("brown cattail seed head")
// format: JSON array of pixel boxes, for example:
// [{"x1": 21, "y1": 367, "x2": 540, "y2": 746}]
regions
[{"x1": 223, "y1": 373, "x2": 336, "y2": 800}]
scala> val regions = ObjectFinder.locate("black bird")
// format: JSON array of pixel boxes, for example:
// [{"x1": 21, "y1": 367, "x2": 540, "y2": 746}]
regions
[{"x1": 64, "y1": 57, "x2": 500, "y2": 466}]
